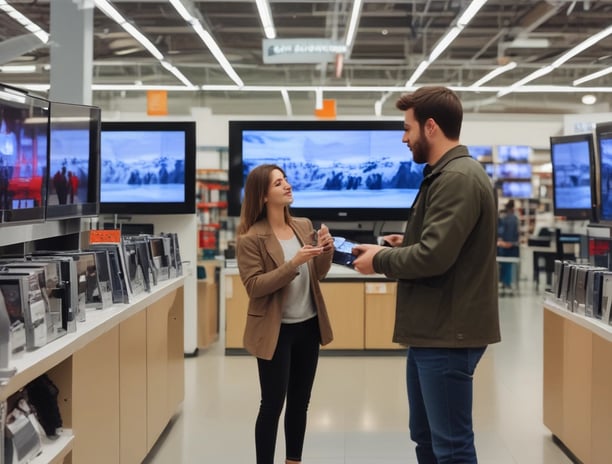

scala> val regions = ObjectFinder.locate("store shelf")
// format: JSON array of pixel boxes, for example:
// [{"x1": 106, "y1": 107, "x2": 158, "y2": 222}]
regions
[{"x1": 31, "y1": 429, "x2": 74, "y2": 464}]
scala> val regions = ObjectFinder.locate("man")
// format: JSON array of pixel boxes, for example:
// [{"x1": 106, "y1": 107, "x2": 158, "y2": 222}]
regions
[{"x1": 352, "y1": 86, "x2": 500, "y2": 464}]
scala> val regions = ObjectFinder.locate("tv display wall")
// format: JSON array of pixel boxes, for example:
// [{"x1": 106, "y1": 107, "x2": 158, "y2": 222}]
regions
[
  {"x1": 596, "y1": 122, "x2": 612, "y2": 223},
  {"x1": 228, "y1": 120, "x2": 425, "y2": 222},
  {"x1": 99, "y1": 121, "x2": 196, "y2": 215}
]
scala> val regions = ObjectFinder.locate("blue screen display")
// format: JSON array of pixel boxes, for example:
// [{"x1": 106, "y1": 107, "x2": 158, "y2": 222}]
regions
[{"x1": 551, "y1": 140, "x2": 592, "y2": 210}]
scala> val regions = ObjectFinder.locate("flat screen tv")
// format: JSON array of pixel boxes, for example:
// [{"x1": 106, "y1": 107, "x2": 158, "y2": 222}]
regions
[
  {"x1": 46, "y1": 101, "x2": 101, "y2": 220},
  {"x1": 228, "y1": 120, "x2": 426, "y2": 221},
  {"x1": 550, "y1": 133, "x2": 595, "y2": 220},
  {"x1": 596, "y1": 122, "x2": 612, "y2": 223},
  {"x1": 0, "y1": 84, "x2": 48, "y2": 225},
  {"x1": 501, "y1": 181, "x2": 532, "y2": 198},
  {"x1": 497, "y1": 145, "x2": 532, "y2": 163},
  {"x1": 468, "y1": 145, "x2": 493, "y2": 162},
  {"x1": 496, "y1": 163, "x2": 532, "y2": 180},
  {"x1": 99, "y1": 121, "x2": 196, "y2": 215}
]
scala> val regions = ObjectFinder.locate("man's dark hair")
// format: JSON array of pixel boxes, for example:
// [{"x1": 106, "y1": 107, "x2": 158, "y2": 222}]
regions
[{"x1": 396, "y1": 86, "x2": 463, "y2": 140}]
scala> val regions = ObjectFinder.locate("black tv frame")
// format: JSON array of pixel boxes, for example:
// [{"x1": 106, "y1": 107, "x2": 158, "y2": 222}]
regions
[
  {"x1": 595, "y1": 122, "x2": 612, "y2": 224},
  {"x1": 550, "y1": 132, "x2": 596, "y2": 221},
  {"x1": 0, "y1": 83, "x2": 49, "y2": 226},
  {"x1": 99, "y1": 121, "x2": 196, "y2": 215},
  {"x1": 46, "y1": 101, "x2": 101, "y2": 220},
  {"x1": 228, "y1": 119, "x2": 423, "y2": 222}
]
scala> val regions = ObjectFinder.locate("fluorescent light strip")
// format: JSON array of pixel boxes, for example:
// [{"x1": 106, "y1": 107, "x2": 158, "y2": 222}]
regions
[
  {"x1": 168, "y1": 0, "x2": 194, "y2": 22},
  {"x1": 470, "y1": 61, "x2": 517, "y2": 88},
  {"x1": 95, "y1": 0, "x2": 197, "y2": 87},
  {"x1": 255, "y1": 0, "x2": 276, "y2": 39},
  {"x1": 0, "y1": 2, "x2": 49, "y2": 43},
  {"x1": 345, "y1": 0, "x2": 363, "y2": 48},
  {"x1": 404, "y1": 0, "x2": 488, "y2": 87},
  {"x1": 574, "y1": 66, "x2": 612, "y2": 86},
  {"x1": 280, "y1": 89, "x2": 292, "y2": 116},
  {"x1": 0, "y1": 65, "x2": 37, "y2": 73},
  {"x1": 499, "y1": 24, "x2": 612, "y2": 97},
  {"x1": 191, "y1": 22, "x2": 244, "y2": 87}
]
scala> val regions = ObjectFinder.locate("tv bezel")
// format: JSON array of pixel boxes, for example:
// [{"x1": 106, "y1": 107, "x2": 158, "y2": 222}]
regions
[
  {"x1": 0, "y1": 84, "x2": 49, "y2": 226},
  {"x1": 228, "y1": 119, "x2": 422, "y2": 222},
  {"x1": 549, "y1": 133, "x2": 595, "y2": 221},
  {"x1": 595, "y1": 122, "x2": 612, "y2": 224},
  {"x1": 99, "y1": 120, "x2": 196, "y2": 216},
  {"x1": 46, "y1": 101, "x2": 101, "y2": 220}
]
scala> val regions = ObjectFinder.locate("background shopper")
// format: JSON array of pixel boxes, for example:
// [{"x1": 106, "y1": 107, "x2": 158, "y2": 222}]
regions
[
  {"x1": 497, "y1": 199, "x2": 520, "y2": 291},
  {"x1": 236, "y1": 164, "x2": 334, "y2": 464},
  {"x1": 351, "y1": 86, "x2": 501, "y2": 464}
]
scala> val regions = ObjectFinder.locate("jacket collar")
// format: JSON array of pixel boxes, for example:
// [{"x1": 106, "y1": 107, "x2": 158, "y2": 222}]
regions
[
  {"x1": 250, "y1": 218, "x2": 308, "y2": 268},
  {"x1": 424, "y1": 145, "x2": 470, "y2": 178}
]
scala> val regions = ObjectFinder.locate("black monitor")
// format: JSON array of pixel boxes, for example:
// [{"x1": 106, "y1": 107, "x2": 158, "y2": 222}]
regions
[
  {"x1": 501, "y1": 181, "x2": 532, "y2": 198},
  {"x1": 228, "y1": 120, "x2": 426, "y2": 222},
  {"x1": 99, "y1": 121, "x2": 196, "y2": 215},
  {"x1": 596, "y1": 122, "x2": 612, "y2": 223},
  {"x1": 46, "y1": 101, "x2": 101, "y2": 219},
  {"x1": 550, "y1": 133, "x2": 595, "y2": 220},
  {"x1": 0, "y1": 84, "x2": 48, "y2": 225}
]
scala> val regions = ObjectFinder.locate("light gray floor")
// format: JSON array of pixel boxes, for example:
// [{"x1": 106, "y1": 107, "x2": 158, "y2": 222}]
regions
[{"x1": 144, "y1": 283, "x2": 573, "y2": 464}]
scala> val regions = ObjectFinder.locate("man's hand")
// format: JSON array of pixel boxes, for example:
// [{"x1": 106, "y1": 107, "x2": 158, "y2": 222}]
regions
[{"x1": 351, "y1": 244, "x2": 384, "y2": 274}]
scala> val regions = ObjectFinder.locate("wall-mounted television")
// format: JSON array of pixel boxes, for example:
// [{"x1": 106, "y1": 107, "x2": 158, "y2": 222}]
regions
[
  {"x1": 496, "y1": 163, "x2": 532, "y2": 180},
  {"x1": 0, "y1": 84, "x2": 48, "y2": 225},
  {"x1": 497, "y1": 145, "x2": 532, "y2": 163},
  {"x1": 99, "y1": 121, "x2": 196, "y2": 215},
  {"x1": 228, "y1": 120, "x2": 426, "y2": 222},
  {"x1": 46, "y1": 101, "x2": 101, "y2": 220},
  {"x1": 550, "y1": 133, "x2": 595, "y2": 220},
  {"x1": 481, "y1": 163, "x2": 494, "y2": 178},
  {"x1": 596, "y1": 122, "x2": 612, "y2": 223},
  {"x1": 468, "y1": 145, "x2": 493, "y2": 162},
  {"x1": 501, "y1": 181, "x2": 532, "y2": 198}
]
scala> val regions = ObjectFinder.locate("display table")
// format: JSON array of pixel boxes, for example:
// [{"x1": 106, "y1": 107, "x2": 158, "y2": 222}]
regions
[
  {"x1": 543, "y1": 298, "x2": 612, "y2": 464},
  {"x1": 0, "y1": 276, "x2": 186, "y2": 464},
  {"x1": 221, "y1": 264, "x2": 403, "y2": 353}
]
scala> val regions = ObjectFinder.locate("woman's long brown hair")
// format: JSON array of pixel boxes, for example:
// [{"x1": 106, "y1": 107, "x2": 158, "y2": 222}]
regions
[{"x1": 236, "y1": 164, "x2": 292, "y2": 235}]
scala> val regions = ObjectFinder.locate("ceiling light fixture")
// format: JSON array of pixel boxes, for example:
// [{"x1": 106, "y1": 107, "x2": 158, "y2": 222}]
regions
[
  {"x1": 280, "y1": 89, "x2": 292, "y2": 116},
  {"x1": 0, "y1": 65, "x2": 37, "y2": 73},
  {"x1": 344, "y1": 0, "x2": 363, "y2": 48},
  {"x1": 404, "y1": 0, "x2": 488, "y2": 87},
  {"x1": 166, "y1": 0, "x2": 244, "y2": 87},
  {"x1": 499, "y1": 24, "x2": 612, "y2": 97},
  {"x1": 470, "y1": 61, "x2": 517, "y2": 88},
  {"x1": 315, "y1": 88, "x2": 323, "y2": 109},
  {"x1": 255, "y1": 0, "x2": 276, "y2": 39},
  {"x1": 94, "y1": 0, "x2": 194, "y2": 87},
  {"x1": 581, "y1": 94, "x2": 597, "y2": 105},
  {"x1": 0, "y1": 1, "x2": 49, "y2": 43},
  {"x1": 574, "y1": 66, "x2": 612, "y2": 86}
]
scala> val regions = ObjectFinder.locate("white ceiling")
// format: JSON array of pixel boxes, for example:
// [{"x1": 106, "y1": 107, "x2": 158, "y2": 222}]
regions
[{"x1": 1, "y1": 0, "x2": 611, "y2": 117}]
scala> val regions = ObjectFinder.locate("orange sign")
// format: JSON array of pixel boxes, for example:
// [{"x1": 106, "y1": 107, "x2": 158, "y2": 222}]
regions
[
  {"x1": 314, "y1": 98, "x2": 336, "y2": 119},
  {"x1": 89, "y1": 229, "x2": 121, "y2": 243},
  {"x1": 147, "y1": 90, "x2": 168, "y2": 116}
]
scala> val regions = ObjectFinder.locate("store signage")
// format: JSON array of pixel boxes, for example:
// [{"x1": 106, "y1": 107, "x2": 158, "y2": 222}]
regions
[{"x1": 262, "y1": 38, "x2": 346, "y2": 64}]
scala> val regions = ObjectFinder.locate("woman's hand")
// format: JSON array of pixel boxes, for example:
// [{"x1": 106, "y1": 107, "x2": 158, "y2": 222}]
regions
[
  {"x1": 317, "y1": 223, "x2": 334, "y2": 252},
  {"x1": 291, "y1": 245, "x2": 323, "y2": 267}
]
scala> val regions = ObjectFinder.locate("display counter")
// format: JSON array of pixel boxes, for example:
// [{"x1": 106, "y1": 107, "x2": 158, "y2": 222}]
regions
[
  {"x1": 0, "y1": 276, "x2": 185, "y2": 464},
  {"x1": 543, "y1": 297, "x2": 612, "y2": 464},
  {"x1": 221, "y1": 265, "x2": 403, "y2": 353}
]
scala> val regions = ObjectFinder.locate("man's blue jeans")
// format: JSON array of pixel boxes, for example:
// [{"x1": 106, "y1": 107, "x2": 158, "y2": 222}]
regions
[{"x1": 406, "y1": 346, "x2": 486, "y2": 464}]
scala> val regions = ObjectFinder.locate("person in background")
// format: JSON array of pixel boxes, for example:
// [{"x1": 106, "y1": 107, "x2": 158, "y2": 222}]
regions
[
  {"x1": 236, "y1": 163, "x2": 335, "y2": 464},
  {"x1": 497, "y1": 199, "x2": 520, "y2": 292},
  {"x1": 351, "y1": 86, "x2": 501, "y2": 464}
]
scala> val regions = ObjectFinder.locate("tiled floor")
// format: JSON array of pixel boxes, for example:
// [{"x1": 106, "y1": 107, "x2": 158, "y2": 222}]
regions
[{"x1": 144, "y1": 283, "x2": 573, "y2": 464}]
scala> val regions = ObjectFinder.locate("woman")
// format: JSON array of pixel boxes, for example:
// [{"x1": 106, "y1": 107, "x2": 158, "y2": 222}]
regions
[
  {"x1": 236, "y1": 164, "x2": 334, "y2": 464},
  {"x1": 497, "y1": 199, "x2": 520, "y2": 291}
]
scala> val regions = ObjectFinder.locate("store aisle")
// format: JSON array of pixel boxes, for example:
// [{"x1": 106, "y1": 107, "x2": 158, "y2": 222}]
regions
[{"x1": 144, "y1": 286, "x2": 572, "y2": 464}]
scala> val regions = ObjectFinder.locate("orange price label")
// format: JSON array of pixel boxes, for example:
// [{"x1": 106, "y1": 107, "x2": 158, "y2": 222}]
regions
[{"x1": 89, "y1": 229, "x2": 121, "y2": 243}]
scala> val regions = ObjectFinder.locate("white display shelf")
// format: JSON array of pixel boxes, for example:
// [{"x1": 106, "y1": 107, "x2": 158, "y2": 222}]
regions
[
  {"x1": 543, "y1": 296, "x2": 612, "y2": 343},
  {"x1": 0, "y1": 276, "x2": 185, "y2": 399},
  {"x1": 31, "y1": 429, "x2": 74, "y2": 464}
]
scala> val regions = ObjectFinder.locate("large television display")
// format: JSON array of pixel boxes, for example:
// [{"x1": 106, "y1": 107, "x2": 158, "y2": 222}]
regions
[
  {"x1": 596, "y1": 122, "x2": 612, "y2": 222},
  {"x1": 497, "y1": 145, "x2": 532, "y2": 163},
  {"x1": 228, "y1": 120, "x2": 426, "y2": 221},
  {"x1": 46, "y1": 101, "x2": 101, "y2": 219},
  {"x1": 99, "y1": 121, "x2": 196, "y2": 215},
  {"x1": 501, "y1": 181, "x2": 532, "y2": 198},
  {"x1": 496, "y1": 163, "x2": 532, "y2": 180},
  {"x1": 0, "y1": 84, "x2": 48, "y2": 225},
  {"x1": 550, "y1": 133, "x2": 595, "y2": 220}
]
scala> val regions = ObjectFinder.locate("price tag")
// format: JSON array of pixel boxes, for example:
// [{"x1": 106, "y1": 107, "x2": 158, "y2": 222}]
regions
[{"x1": 89, "y1": 229, "x2": 121, "y2": 243}]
